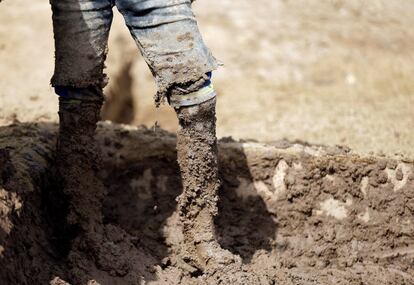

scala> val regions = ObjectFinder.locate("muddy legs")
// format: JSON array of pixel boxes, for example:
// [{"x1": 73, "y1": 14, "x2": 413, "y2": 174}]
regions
[
  {"x1": 175, "y1": 97, "x2": 241, "y2": 272},
  {"x1": 56, "y1": 96, "x2": 104, "y2": 234},
  {"x1": 55, "y1": 94, "x2": 112, "y2": 283},
  {"x1": 55, "y1": 85, "x2": 239, "y2": 275}
]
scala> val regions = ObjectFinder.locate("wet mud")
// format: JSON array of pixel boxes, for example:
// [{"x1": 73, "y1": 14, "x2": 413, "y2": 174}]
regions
[
  {"x1": 175, "y1": 98, "x2": 240, "y2": 273},
  {"x1": 0, "y1": 122, "x2": 413, "y2": 284}
]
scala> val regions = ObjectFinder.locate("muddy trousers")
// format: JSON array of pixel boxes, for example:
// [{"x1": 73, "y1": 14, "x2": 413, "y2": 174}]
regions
[
  {"x1": 51, "y1": 0, "x2": 231, "y2": 272},
  {"x1": 55, "y1": 92, "x2": 235, "y2": 273},
  {"x1": 51, "y1": 0, "x2": 219, "y2": 232},
  {"x1": 50, "y1": 0, "x2": 218, "y2": 105}
]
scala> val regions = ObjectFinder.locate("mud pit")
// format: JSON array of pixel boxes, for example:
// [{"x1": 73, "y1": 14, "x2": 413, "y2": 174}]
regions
[{"x1": 0, "y1": 122, "x2": 413, "y2": 284}]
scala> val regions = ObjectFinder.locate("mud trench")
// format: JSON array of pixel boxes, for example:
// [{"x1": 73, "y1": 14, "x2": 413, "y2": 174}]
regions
[{"x1": 0, "y1": 122, "x2": 413, "y2": 285}]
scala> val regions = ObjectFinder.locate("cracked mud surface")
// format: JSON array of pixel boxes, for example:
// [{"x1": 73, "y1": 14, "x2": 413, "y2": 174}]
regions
[{"x1": 0, "y1": 122, "x2": 413, "y2": 284}]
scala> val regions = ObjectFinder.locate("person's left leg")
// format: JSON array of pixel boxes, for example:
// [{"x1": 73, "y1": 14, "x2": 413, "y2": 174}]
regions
[
  {"x1": 54, "y1": 87, "x2": 105, "y2": 234},
  {"x1": 50, "y1": 0, "x2": 114, "y2": 234},
  {"x1": 115, "y1": 0, "x2": 240, "y2": 272}
]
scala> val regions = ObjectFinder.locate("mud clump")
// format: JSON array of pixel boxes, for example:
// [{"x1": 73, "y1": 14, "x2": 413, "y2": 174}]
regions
[{"x1": 0, "y1": 122, "x2": 413, "y2": 284}]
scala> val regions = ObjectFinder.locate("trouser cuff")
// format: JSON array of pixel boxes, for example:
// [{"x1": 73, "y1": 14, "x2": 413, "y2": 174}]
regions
[
  {"x1": 169, "y1": 82, "x2": 216, "y2": 108},
  {"x1": 54, "y1": 86, "x2": 105, "y2": 103}
]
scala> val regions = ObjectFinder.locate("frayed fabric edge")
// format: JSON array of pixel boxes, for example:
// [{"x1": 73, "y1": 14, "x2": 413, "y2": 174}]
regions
[{"x1": 154, "y1": 61, "x2": 220, "y2": 108}]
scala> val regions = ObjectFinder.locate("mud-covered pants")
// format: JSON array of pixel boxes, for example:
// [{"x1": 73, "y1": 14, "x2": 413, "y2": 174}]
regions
[{"x1": 50, "y1": 0, "x2": 218, "y2": 106}]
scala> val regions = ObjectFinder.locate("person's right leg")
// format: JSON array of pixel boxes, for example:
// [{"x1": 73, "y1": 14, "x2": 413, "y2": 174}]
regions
[
  {"x1": 115, "y1": 0, "x2": 240, "y2": 272},
  {"x1": 174, "y1": 96, "x2": 241, "y2": 272},
  {"x1": 50, "y1": 0, "x2": 114, "y2": 233}
]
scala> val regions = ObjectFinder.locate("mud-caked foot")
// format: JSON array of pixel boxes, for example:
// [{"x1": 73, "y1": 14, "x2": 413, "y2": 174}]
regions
[
  {"x1": 181, "y1": 209, "x2": 242, "y2": 273},
  {"x1": 195, "y1": 240, "x2": 242, "y2": 271},
  {"x1": 174, "y1": 242, "x2": 241, "y2": 276},
  {"x1": 67, "y1": 225, "x2": 134, "y2": 283}
]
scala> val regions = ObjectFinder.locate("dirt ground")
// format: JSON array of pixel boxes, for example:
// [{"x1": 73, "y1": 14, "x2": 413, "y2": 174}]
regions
[
  {"x1": 0, "y1": 122, "x2": 413, "y2": 284},
  {"x1": 1, "y1": 0, "x2": 414, "y2": 284}
]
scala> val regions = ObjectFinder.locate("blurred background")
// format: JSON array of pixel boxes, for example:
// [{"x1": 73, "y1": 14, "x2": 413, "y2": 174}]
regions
[{"x1": 0, "y1": 0, "x2": 413, "y2": 157}]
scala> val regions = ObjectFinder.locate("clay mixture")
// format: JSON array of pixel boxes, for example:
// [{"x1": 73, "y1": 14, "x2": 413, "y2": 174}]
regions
[{"x1": 0, "y1": 122, "x2": 413, "y2": 284}]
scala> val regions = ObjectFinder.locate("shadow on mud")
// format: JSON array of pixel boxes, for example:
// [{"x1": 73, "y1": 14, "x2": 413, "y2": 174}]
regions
[
  {"x1": 0, "y1": 122, "x2": 277, "y2": 284},
  {"x1": 217, "y1": 145, "x2": 277, "y2": 264},
  {"x1": 0, "y1": 122, "x2": 60, "y2": 284},
  {"x1": 103, "y1": 137, "x2": 277, "y2": 265}
]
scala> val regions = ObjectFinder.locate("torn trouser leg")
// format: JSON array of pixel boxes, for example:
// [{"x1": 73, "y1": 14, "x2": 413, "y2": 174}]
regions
[
  {"x1": 168, "y1": 71, "x2": 217, "y2": 108},
  {"x1": 115, "y1": 0, "x2": 218, "y2": 106}
]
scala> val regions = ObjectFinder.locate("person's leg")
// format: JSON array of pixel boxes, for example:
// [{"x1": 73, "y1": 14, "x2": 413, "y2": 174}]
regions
[
  {"x1": 116, "y1": 0, "x2": 239, "y2": 272},
  {"x1": 50, "y1": 0, "x2": 114, "y2": 233},
  {"x1": 55, "y1": 87, "x2": 105, "y2": 234},
  {"x1": 175, "y1": 96, "x2": 241, "y2": 272},
  {"x1": 115, "y1": 0, "x2": 218, "y2": 106}
]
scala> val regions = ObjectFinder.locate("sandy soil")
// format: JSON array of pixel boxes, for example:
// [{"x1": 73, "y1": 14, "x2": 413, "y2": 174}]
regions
[
  {"x1": 0, "y1": 0, "x2": 413, "y2": 157},
  {"x1": 0, "y1": 122, "x2": 413, "y2": 284}
]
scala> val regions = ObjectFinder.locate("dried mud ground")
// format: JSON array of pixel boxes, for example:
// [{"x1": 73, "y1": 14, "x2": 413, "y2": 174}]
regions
[{"x1": 0, "y1": 122, "x2": 413, "y2": 284}]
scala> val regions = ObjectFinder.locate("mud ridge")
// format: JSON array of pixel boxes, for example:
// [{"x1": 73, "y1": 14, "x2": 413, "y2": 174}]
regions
[{"x1": 0, "y1": 122, "x2": 413, "y2": 284}]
